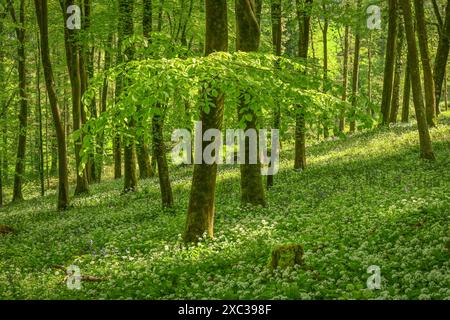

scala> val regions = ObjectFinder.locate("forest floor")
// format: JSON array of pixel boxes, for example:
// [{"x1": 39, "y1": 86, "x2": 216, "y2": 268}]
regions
[{"x1": 1, "y1": 112, "x2": 450, "y2": 300}]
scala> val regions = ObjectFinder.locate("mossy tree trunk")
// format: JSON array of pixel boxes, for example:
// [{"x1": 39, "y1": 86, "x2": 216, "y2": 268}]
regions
[
  {"x1": 340, "y1": 25, "x2": 349, "y2": 132},
  {"x1": 35, "y1": 0, "x2": 70, "y2": 210},
  {"x1": 152, "y1": 104, "x2": 173, "y2": 208},
  {"x1": 10, "y1": 0, "x2": 28, "y2": 202},
  {"x1": 389, "y1": 18, "x2": 404, "y2": 124},
  {"x1": 137, "y1": 0, "x2": 155, "y2": 180},
  {"x1": 380, "y1": 0, "x2": 398, "y2": 125},
  {"x1": 401, "y1": 58, "x2": 411, "y2": 123},
  {"x1": 267, "y1": 0, "x2": 282, "y2": 189},
  {"x1": 118, "y1": 0, "x2": 138, "y2": 193},
  {"x1": 433, "y1": 0, "x2": 450, "y2": 113},
  {"x1": 97, "y1": 34, "x2": 113, "y2": 183},
  {"x1": 400, "y1": 0, "x2": 435, "y2": 160},
  {"x1": 184, "y1": 0, "x2": 228, "y2": 242},
  {"x1": 235, "y1": 0, "x2": 266, "y2": 206},
  {"x1": 349, "y1": 0, "x2": 362, "y2": 134},
  {"x1": 61, "y1": 0, "x2": 89, "y2": 196},
  {"x1": 294, "y1": 0, "x2": 312, "y2": 170},
  {"x1": 414, "y1": 0, "x2": 437, "y2": 127}
]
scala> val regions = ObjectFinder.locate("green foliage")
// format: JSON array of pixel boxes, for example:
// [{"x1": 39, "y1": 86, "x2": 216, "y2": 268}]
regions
[{"x1": 1, "y1": 113, "x2": 449, "y2": 300}]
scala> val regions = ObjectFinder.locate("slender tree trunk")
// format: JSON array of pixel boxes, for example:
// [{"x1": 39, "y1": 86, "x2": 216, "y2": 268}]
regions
[
  {"x1": 294, "y1": 0, "x2": 312, "y2": 170},
  {"x1": 400, "y1": 0, "x2": 435, "y2": 160},
  {"x1": 445, "y1": 69, "x2": 449, "y2": 111},
  {"x1": 137, "y1": 0, "x2": 155, "y2": 180},
  {"x1": 61, "y1": 0, "x2": 89, "y2": 195},
  {"x1": 10, "y1": 0, "x2": 28, "y2": 202},
  {"x1": 368, "y1": 32, "x2": 373, "y2": 115},
  {"x1": 401, "y1": 58, "x2": 411, "y2": 123},
  {"x1": 322, "y1": 12, "x2": 329, "y2": 138},
  {"x1": 340, "y1": 25, "x2": 349, "y2": 132},
  {"x1": 267, "y1": 0, "x2": 282, "y2": 189},
  {"x1": 118, "y1": 0, "x2": 138, "y2": 192},
  {"x1": 350, "y1": 1, "x2": 361, "y2": 134},
  {"x1": 389, "y1": 19, "x2": 404, "y2": 124},
  {"x1": 381, "y1": 0, "x2": 398, "y2": 125},
  {"x1": 414, "y1": 0, "x2": 437, "y2": 127},
  {"x1": 36, "y1": 34, "x2": 45, "y2": 196},
  {"x1": 433, "y1": 0, "x2": 450, "y2": 112},
  {"x1": 35, "y1": 0, "x2": 70, "y2": 210},
  {"x1": 152, "y1": 104, "x2": 173, "y2": 208},
  {"x1": 81, "y1": 0, "x2": 96, "y2": 184},
  {"x1": 235, "y1": 0, "x2": 266, "y2": 206},
  {"x1": 0, "y1": 19, "x2": 4, "y2": 207},
  {"x1": 97, "y1": 47, "x2": 110, "y2": 183}
]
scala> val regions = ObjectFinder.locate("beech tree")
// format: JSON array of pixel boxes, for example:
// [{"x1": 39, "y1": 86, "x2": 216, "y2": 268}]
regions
[
  {"x1": 183, "y1": 0, "x2": 228, "y2": 242},
  {"x1": 400, "y1": 0, "x2": 435, "y2": 160},
  {"x1": 380, "y1": 0, "x2": 398, "y2": 125},
  {"x1": 34, "y1": 0, "x2": 70, "y2": 210},
  {"x1": 235, "y1": 0, "x2": 266, "y2": 206}
]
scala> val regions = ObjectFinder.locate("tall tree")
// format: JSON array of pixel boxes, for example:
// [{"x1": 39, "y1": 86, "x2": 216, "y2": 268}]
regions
[
  {"x1": 401, "y1": 57, "x2": 411, "y2": 123},
  {"x1": 152, "y1": 103, "x2": 173, "y2": 207},
  {"x1": 389, "y1": 18, "x2": 404, "y2": 124},
  {"x1": 137, "y1": 0, "x2": 155, "y2": 180},
  {"x1": 61, "y1": 0, "x2": 89, "y2": 195},
  {"x1": 294, "y1": 0, "x2": 312, "y2": 170},
  {"x1": 118, "y1": 0, "x2": 138, "y2": 192},
  {"x1": 399, "y1": 0, "x2": 435, "y2": 160},
  {"x1": 349, "y1": 0, "x2": 361, "y2": 133},
  {"x1": 380, "y1": 0, "x2": 398, "y2": 125},
  {"x1": 267, "y1": 0, "x2": 282, "y2": 189},
  {"x1": 235, "y1": 0, "x2": 266, "y2": 206},
  {"x1": 8, "y1": 0, "x2": 28, "y2": 202},
  {"x1": 339, "y1": 24, "x2": 349, "y2": 132},
  {"x1": 433, "y1": 0, "x2": 450, "y2": 111},
  {"x1": 34, "y1": 0, "x2": 70, "y2": 210},
  {"x1": 183, "y1": 0, "x2": 228, "y2": 242},
  {"x1": 414, "y1": 0, "x2": 437, "y2": 127}
]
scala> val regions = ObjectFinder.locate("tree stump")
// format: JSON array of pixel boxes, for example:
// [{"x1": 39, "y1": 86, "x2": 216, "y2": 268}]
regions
[{"x1": 269, "y1": 244, "x2": 304, "y2": 269}]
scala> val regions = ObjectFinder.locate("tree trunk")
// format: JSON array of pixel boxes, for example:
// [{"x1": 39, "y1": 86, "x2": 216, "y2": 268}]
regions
[
  {"x1": 184, "y1": 0, "x2": 228, "y2": 242},
  {"x1": 400, "y1": 0, "x2": 435, "y2": 160},
  {"x1": 322, "y1": 12, "x2": 329, "y2": 138},
  {"x1": 0, "y1": 18, "x2": 4, "y2": 207},
  {"x1": 367, "y1": 32, "x2": 372, "y2": 114},
  {"x1": 389, "y1": 19, "x2": 404, "y2": 124},
  {"x1": 36, "y1": 33, "x2": 45, "y2": 196},
  {"x1": 294, "y1": 0, "x2": 312, "y2": 170},
  {"x1": 433, "y1": 0, "x2": 450, "y2": 112},
  {"x1": 97, "y1": 36, "x2": 112, "y2": 183},
  {"x1": 340, "y1": 25, "x2": 349, "y2": 132},
  {"x1": 414, "y1": 0, "x2": 437, "y2": 127},
  {"x1": 10, "y1": 0, "x2": 28, "y2": 202},
  {"x1": 350, "y1": 1, "x2": 361, "y2": 134},
  {"x1": 35, "y1": 0, "x2": 70, "y2": 210},
  {"x1": 401, "y1": 58, "x2": 411, "y2": 123},
  {"x1": 152, "y1": 104, "x2": 173, "y2": 208},
  {"x1": 118, "y1": 0, "x2": 138, "y2": 192},
  {"x1": 61, "y1": 0, "x2": 89, "y2": 195},
  {"x1": 235, "y1": 0, "x2": 266, "y2": 206},
  {"x1": 381, "y1": 0, "x2": 398, "y2": 125},
  {"x1": 267, "y1": 0, "x2": 282, "y2": 189},
  {"x1": 137, "y1": 0, "x2": 155, "y2": 180}
]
